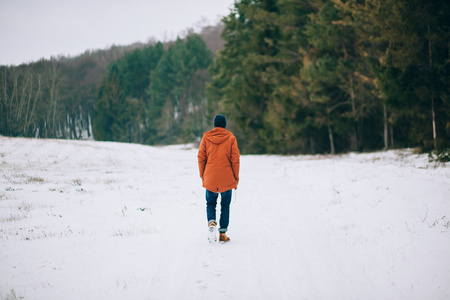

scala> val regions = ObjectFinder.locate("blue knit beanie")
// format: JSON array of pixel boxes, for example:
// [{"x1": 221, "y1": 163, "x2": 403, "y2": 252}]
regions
[{"x1": 214, "y1": 114, "x2": 227, "y2": 128}]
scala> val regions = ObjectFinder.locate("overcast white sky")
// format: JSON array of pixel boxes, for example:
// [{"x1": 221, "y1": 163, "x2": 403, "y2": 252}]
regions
[{"x1": 0, "y1": 0, "x2": 235, "y2": 66}]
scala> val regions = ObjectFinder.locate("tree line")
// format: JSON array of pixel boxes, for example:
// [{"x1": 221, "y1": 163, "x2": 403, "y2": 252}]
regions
[
  {"x1": 1, "y1": 0, "x2": 449, "y2": 155},
  {"x1": 0, "y1": 44, "x2": 145, "y2": 140},
  {"x1": 93, "y1": 34, "x2": 212, "y2": 144},
  {"x1": 0, "y1": 24, "x2": 221, "y2": 144},
  {"x1": 209, "y1": 0, "x2": 449, "y2": 154}
]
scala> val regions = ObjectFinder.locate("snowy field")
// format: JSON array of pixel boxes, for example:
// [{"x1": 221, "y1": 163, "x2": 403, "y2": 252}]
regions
[{"x1": 0, "y1": 136, "x2": 449, "y2": 300}]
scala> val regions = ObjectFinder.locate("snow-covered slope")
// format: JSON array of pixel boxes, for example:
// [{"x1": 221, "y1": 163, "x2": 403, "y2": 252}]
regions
[{"x1": 1, "y1": 137, "x2": 449, "y2": 300}]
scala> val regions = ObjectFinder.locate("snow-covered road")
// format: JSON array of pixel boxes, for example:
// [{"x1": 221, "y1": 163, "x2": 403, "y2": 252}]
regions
[{"x1": 1, "y1": 137, "x2": 449, "y2": 299}]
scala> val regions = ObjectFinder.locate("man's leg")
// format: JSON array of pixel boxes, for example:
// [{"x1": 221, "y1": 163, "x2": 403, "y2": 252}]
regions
[
  {"x1": 206, "y1": 189, "x2": 218, "y2": 225},
  {"x1": 219, "y1": 189, "x2": 232, "y2": 233}
]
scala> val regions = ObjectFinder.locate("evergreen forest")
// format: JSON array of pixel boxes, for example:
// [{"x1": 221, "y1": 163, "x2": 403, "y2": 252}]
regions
[{"x1": 1, "y1": 0, "x2": 449, "y2": 156}]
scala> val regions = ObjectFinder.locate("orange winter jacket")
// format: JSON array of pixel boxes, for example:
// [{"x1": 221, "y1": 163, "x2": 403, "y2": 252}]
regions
[{"x1": 198, "y1": 127, "x2": 240, "y2": 193}]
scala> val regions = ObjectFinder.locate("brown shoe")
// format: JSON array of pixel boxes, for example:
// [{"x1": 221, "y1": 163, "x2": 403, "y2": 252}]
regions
[{"x1": 219, "y1": 233, "x2": 230, "y2": 243}]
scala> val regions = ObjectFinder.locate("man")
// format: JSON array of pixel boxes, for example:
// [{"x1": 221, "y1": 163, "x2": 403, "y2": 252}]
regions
[{"x1": 197, "y1": 114, "x2": 240, "y2": 243}]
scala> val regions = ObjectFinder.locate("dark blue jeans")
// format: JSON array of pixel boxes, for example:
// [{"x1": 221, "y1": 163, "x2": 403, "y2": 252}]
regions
[{"x1": 206, "y1": 189, "x2": 232, "y2": 233}]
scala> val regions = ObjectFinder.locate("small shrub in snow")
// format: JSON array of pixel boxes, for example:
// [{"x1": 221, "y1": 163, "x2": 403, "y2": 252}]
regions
[
  {"x1": 4, "y1": 289, "x2": 19, "y2": 300},
  {"x1": 28, "y1": 176, "x2": 44, "y2": 183},
  {"x1": 0, "y1": 214, "x2": 27, "y2": 223},
  {"x1": 429, "y1": 150, "x2": 450, "y2": 163}
]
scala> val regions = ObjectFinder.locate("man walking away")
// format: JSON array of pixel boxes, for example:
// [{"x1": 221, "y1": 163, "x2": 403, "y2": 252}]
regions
[{"x1": 197, "y1": 114, "x2": 240, "y2": 243}]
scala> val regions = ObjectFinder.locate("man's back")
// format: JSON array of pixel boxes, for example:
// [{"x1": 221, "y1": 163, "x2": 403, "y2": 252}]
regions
[{"x1": 198, "y1": 127, "x2": 240, "y2": 193}]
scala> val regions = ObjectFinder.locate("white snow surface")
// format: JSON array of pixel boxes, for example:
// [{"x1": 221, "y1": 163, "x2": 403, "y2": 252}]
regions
[{"x1": 1, "y1": 136, "x2": 449, "y2": 300}]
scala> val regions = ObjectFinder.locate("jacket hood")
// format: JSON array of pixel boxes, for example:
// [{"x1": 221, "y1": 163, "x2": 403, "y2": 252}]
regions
[{"x1": 204, "y1": 127, "x2": 232, "y2": 145}]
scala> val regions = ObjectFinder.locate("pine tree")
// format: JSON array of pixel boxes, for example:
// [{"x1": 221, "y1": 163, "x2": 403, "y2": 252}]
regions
[
  {"x1": 147, "y1": 34, "x2": 212, "y2": 144},
  {"x1": 261, "y1": 0, "x2": 319, "y2": 154},
  {"x1": 209, "y1": 0, "x2": 285, "y2": 153},
  {"x1": 93, "y1": 43, "x2": 164, "y2": 142}
]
